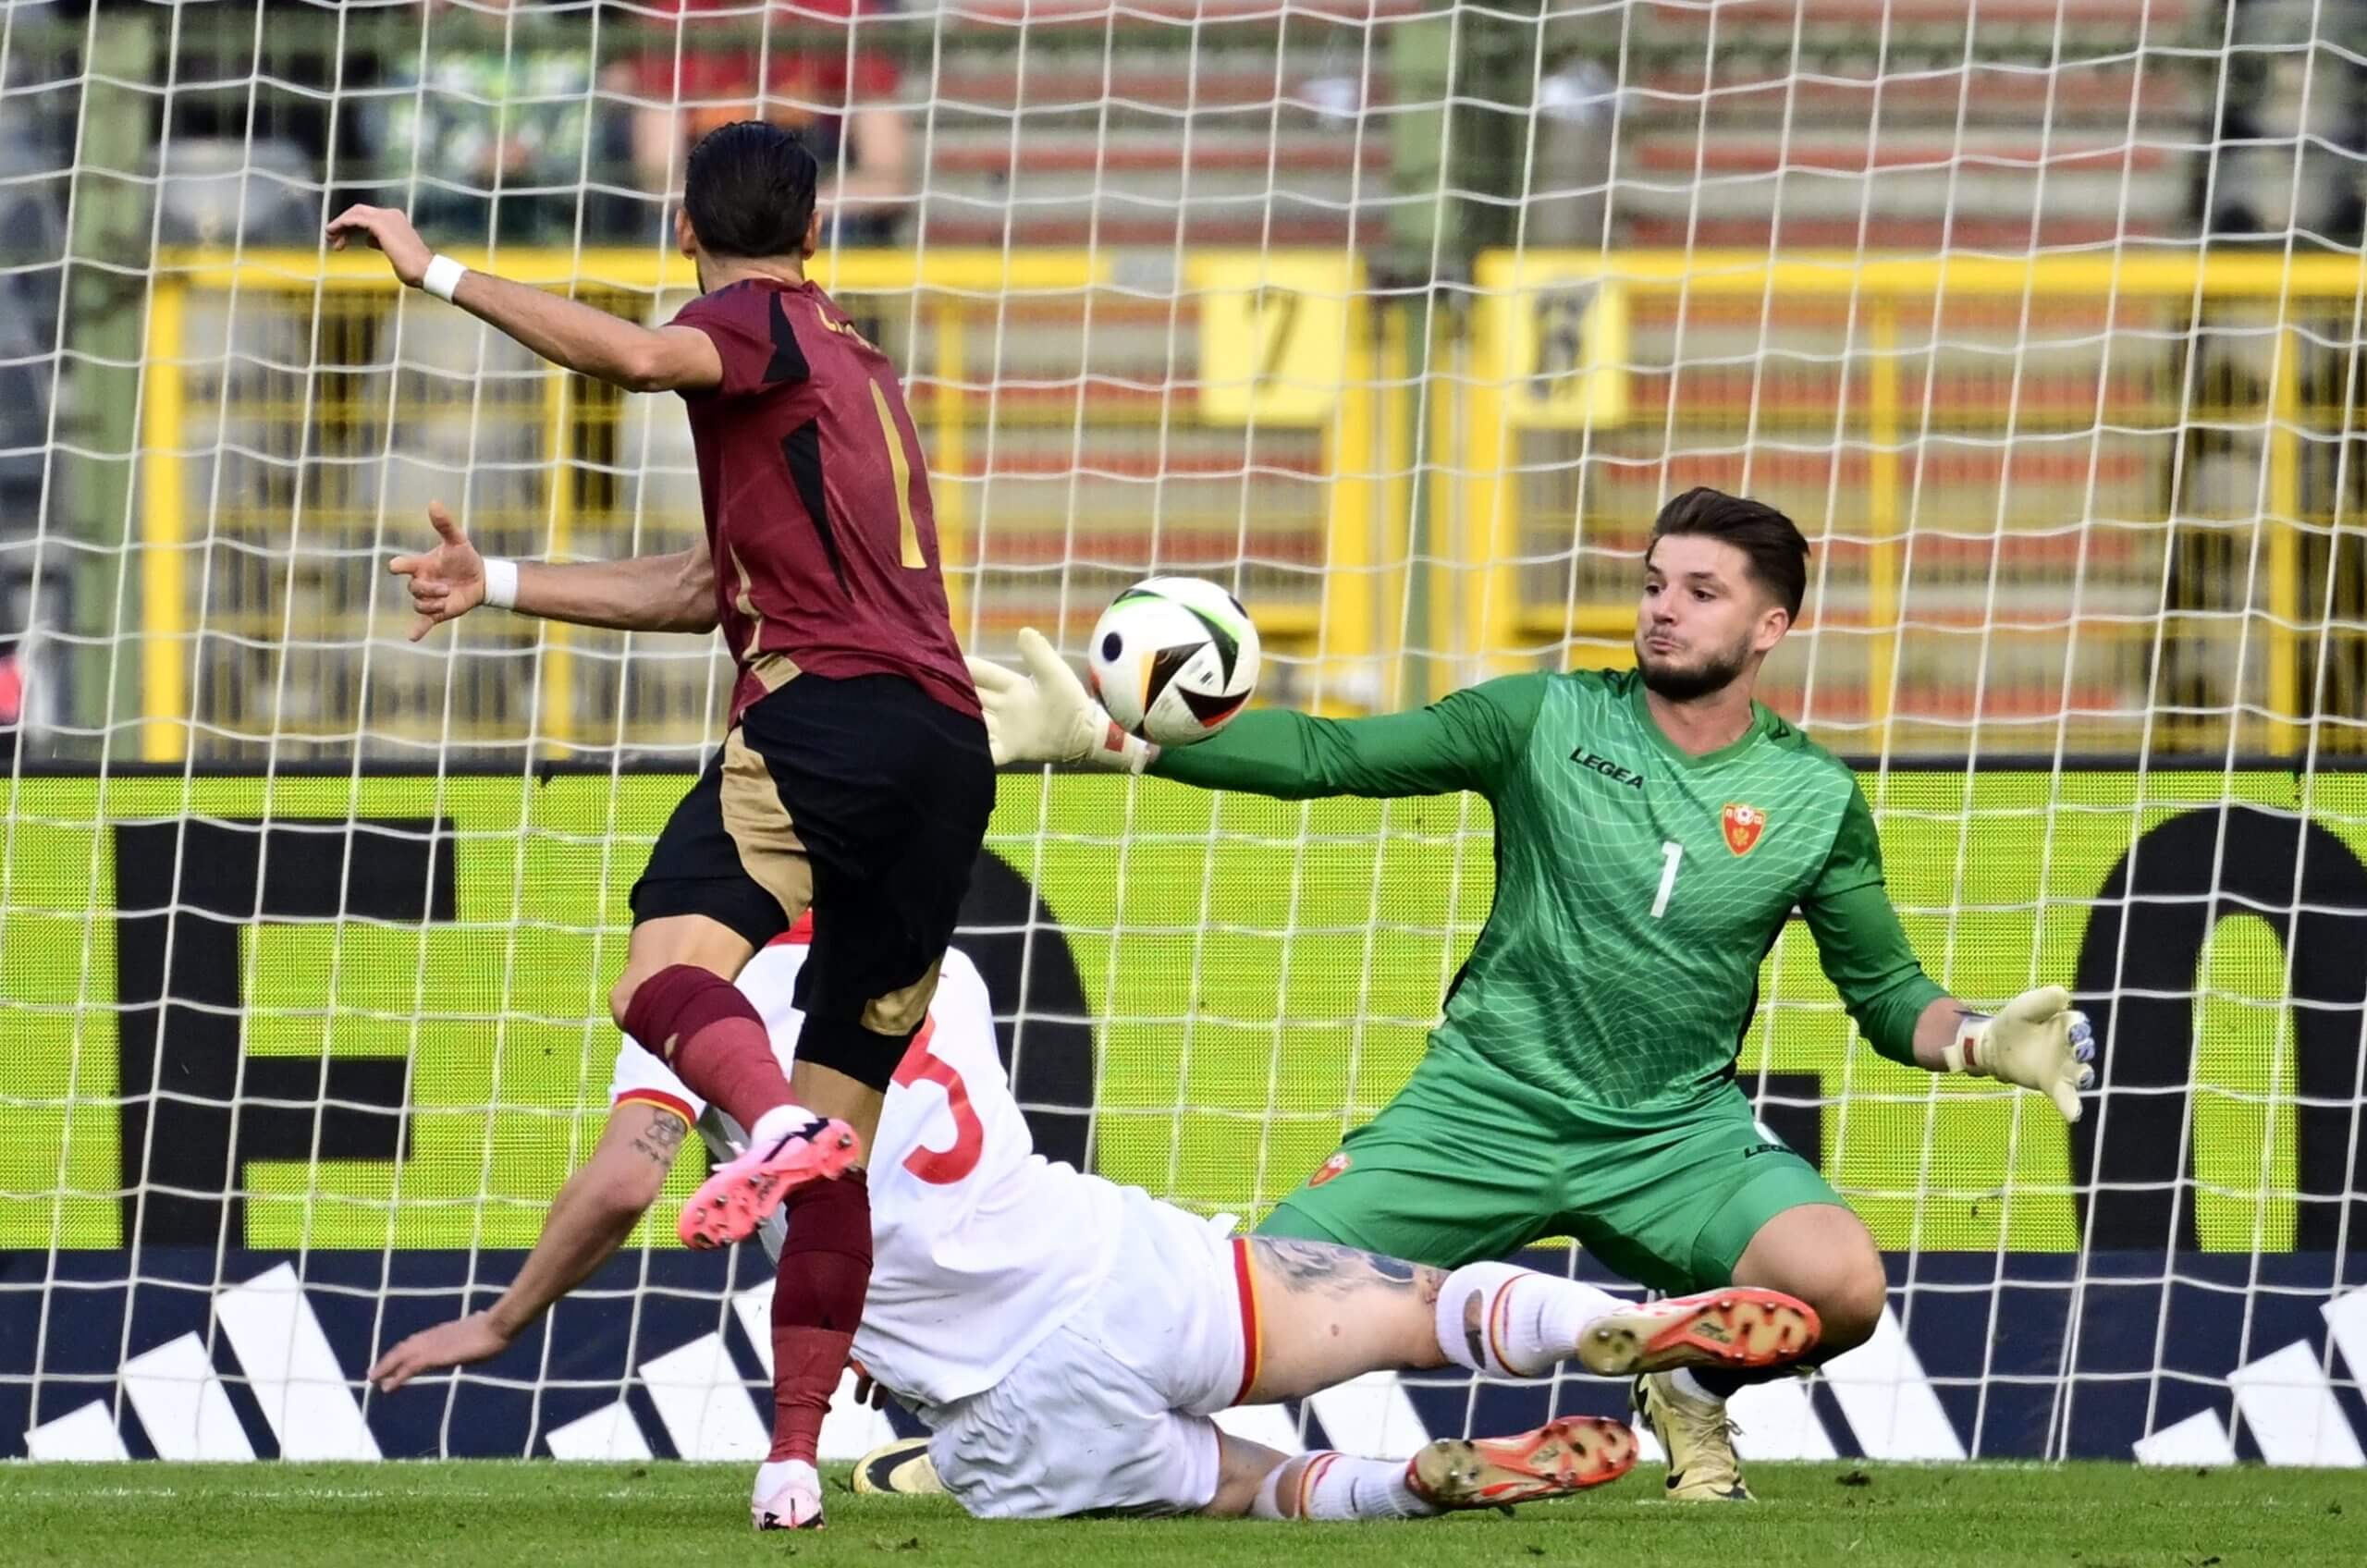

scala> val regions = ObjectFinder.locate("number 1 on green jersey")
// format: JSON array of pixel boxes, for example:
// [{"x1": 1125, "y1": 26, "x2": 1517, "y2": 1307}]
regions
[{"x1": 1651, "y1": 839, "x2": 1682, "y2": 919}]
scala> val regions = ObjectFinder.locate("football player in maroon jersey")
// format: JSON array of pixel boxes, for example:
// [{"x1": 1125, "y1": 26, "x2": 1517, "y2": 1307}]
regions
[{"x1": 331, "y1": 122, "x2": 990, "y2": 1528}]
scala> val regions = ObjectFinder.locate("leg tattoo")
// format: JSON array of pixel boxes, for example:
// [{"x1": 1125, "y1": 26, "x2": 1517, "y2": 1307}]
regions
[{"x1": 1249, "y1": 1237, "x2": 1446, "y2": 1305}]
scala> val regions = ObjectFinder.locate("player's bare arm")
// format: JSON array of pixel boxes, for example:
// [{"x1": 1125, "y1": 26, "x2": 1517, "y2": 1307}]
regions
[
  {"x1": 326, "y1": 204, "x2": 723, "y2": 393},
  {"x1": 390, "y1": 501, "x2": 717, "y2": 639},
  {"x1": 367, "y1": 1102, "x2": 687, "y2": 1391}
]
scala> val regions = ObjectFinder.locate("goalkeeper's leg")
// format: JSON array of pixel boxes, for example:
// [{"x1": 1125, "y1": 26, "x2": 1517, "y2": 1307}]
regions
[
  {"x1": 1252, "y1": 1059, "x2": 1568, "y2": 1268},
  {"x1": 1666, "y1": 1194, "x2": 1885, "y2": 1401},
  {"x1": 1620, "y1": 1158, "x2": 1886, "y2": 1504}
]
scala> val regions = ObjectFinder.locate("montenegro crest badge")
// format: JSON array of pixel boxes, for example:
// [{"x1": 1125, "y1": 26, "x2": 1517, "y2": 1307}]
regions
[
  {"x1": 1308, "y1": 1151, "x2": 1352, "y2": 1188},
  {"x1": 1722, "y1": 802, "x2": 1766, "y2": 856}
]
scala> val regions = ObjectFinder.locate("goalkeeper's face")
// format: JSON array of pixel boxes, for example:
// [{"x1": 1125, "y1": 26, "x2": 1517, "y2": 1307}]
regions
[{"x1": 1635, "y1": 536, "x2": 1791, "y2": 702}]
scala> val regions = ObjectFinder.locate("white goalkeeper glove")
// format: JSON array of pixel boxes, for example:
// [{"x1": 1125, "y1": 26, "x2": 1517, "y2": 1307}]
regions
[
  {"x1": 1943, "y1": 985, "x2": 2097, "y2": 1122},
  {"x1": 965, "y1": 627, "x2": 1156, "y2": 773}
]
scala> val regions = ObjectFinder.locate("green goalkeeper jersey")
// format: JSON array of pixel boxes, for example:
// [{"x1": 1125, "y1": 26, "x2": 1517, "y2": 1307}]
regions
[{"x1": 1153, "y1": 668, "x2": 1946, "y2": 1111}]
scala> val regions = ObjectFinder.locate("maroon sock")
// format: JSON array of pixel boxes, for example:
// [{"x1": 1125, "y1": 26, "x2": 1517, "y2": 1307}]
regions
[
  {"x1": 619, "y1": 963, "x2": 794, "y2": 1132},
  {"x1": 769, "y1": 1170, "x2": 873, "y2": 1464}
]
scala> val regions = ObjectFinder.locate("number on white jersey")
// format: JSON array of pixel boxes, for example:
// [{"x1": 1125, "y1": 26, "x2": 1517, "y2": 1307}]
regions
[{"x1": 890, "y1": 1026, "x2": 985, "y2": 1185}]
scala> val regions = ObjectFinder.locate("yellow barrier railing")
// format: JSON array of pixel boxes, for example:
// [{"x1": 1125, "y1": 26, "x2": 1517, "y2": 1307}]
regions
[
  {"x1": 1466, "y1": 250, "x2": 2367, "y2": 754},
  {"x1": 139, "y1": 248, "x2": 1379, "y2": 760},
  {"x1": 140, "y1": 246, "x2": 2362, "y2": 761}
]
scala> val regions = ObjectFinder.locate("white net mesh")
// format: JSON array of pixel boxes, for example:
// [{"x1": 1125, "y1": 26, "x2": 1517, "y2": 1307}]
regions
[{"x1": 2, "y1": 0, "x2": 2365, "y2": 1467}]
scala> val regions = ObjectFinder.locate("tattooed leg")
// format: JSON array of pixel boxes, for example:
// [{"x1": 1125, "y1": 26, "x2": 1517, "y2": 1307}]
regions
[
  {"x1": 1240, "y1": 1239, "x2": 1651, "y2": 1401},
  {"x1": 1237, "y1": 1237, "x2": 1454, "y2": 1403}
]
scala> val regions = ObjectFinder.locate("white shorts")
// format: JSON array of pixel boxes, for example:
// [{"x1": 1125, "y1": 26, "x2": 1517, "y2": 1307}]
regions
[{"x1": 922, "y1": 1186, "x2": 1253, "y2": 1519}]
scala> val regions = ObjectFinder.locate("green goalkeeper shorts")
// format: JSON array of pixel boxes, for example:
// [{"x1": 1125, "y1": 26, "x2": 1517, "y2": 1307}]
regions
[{"x1": 1256, "y1": 1052, "x2": 1843, "y2": 1293}]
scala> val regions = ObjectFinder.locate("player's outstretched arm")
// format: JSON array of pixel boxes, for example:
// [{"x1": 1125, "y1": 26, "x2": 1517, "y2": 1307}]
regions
[
  {"x1": 368, "y1": 1104, "x2": 686, "y2": 1391},
  {"x1": 1800, "y1": 784, "x2": 2096, "y2": 1122},
  {"x1": 390, "y1": 502, "x2": 717, "y2": 639},
  {"x1": 968, "y1": 628, "x2": 1542, "y2": 798},
  {"x1": 326, "y1": 204, "x2": 722, "y2": 393}
]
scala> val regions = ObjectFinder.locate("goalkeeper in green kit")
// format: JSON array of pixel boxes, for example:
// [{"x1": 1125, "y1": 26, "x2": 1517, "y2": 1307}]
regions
[{"x1": 966, "y1": 488, "x2": 2096, "y2": 1502}]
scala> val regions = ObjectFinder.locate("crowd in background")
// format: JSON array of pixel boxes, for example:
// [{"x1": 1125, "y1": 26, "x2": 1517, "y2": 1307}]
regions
[{"x1": 376, "y1": 0, "x2": 911, "y2": 248}]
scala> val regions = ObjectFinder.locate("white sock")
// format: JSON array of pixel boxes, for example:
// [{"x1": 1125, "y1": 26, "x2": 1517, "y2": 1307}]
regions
[
  {"x1": 1256, "y1": 1452, "x2": 1437, "y2": 1521},
  {"x1": 1436, "y1": 1262, "x2": 1624, "y2": 1378},
  {"x1": 1669, "y1": 1367, "x2": 1722, "y2": 1405},
  {"x1": 746, "y1": 1102, "x2": 820, "y2": 1155}
]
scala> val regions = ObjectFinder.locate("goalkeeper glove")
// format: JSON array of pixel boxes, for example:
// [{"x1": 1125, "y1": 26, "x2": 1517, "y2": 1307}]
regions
[
  {"x1": 1944, "y1": 985, "x2": 2097, "y2": 1122},
  {"x1": 965, "y1": 628, "x2": 1156, "y2": 773}
]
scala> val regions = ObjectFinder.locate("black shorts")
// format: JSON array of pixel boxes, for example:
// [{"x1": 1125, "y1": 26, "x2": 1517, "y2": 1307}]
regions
[{"x1": 632, "y1": 672, "x2": 995, "y2": 1085}]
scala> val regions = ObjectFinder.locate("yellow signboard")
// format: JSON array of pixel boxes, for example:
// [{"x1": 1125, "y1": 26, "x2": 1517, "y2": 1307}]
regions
[
  {"x1": 6, "y1": 770, "x2": 2366, "y2": 1256},
  {"x1": 1478, "y1": 257, "x2": 1630, "y2": 427},
  {"x1": 1190, "y1": 252, "x2": 1356, "y2": 426}
]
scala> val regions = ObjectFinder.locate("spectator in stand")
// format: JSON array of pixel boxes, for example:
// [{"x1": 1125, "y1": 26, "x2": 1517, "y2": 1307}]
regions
[
  {"x1": 607, "y1": 0, "x2": 911, "y2": 247},
  {"x1": 378, "y1": 0, "x2": 597, "y2": 247}
]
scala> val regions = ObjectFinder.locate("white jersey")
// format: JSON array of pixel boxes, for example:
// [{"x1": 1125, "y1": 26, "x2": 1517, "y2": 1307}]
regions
[{"x1": 607, "y1": 938, "x2": 1125, "y2": 1408}]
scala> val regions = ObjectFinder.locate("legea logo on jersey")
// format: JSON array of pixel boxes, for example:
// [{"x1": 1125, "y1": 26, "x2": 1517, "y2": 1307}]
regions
[
  {"x1": 1722, "y1": 802, "x2": 1766, "y2": 855},
  {"x1": 1570, "y1": 748, "x2": 1646, "y2": 789}
]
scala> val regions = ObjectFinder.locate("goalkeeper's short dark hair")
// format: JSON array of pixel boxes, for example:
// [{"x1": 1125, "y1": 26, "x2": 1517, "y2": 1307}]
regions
[
  {"x1": 1648, "y1": 487, "x2": 1810, "y2": 621},
  {"x1": 683, "y1": 120, "x2": 818, "y2": 260}
]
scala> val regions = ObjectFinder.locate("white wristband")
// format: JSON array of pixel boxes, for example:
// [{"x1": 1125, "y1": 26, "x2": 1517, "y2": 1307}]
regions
[
  {"x1": 422, "y1": 253, "x2": 468, "y2": 303},
  {"x1": 1944, "y1": 1011, "x2": 1991, "y2": 1075},
  {"x1": 481, "y1": 557, "x2": 519, "y2": 611}
]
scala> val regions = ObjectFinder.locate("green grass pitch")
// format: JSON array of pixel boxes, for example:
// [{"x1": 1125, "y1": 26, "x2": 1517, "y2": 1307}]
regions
[{"x1": 3, "y1": 1463, "x2": 2361, "y2": 1567}]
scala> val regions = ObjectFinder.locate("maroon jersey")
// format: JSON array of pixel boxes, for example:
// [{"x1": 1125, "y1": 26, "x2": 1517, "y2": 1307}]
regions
[{"x1": 669, "y1": 278, "x2": 977, "y2": 722}]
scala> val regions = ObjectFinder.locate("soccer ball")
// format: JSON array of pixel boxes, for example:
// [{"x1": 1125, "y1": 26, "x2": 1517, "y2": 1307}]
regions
[{"x1": 1085, "y1": 577, "x2": 1261, "y2": 747}]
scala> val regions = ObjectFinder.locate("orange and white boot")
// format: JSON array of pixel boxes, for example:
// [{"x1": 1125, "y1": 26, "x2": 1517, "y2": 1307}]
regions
[
  {"x1": 1576, "y1": 1286, "x2": 1820, "y2": 1378},
  {"x1": 1405, "y1": 1415, "x2": 1638, "y2": 1510}
]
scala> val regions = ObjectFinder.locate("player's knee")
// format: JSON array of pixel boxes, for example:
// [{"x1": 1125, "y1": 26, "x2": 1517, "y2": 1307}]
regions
[
  {"x1": 607, "y1": 970, "x2": 644, "y2": 1035},
  {"x1": 607, "y1": 957, "x2": 707, "y2": 1035},
  {"x1": 1811, "y1": 1255, "x2": 1889, "y2": 1354}
]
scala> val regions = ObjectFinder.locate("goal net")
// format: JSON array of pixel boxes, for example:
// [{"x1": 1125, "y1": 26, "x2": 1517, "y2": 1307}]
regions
[{"x1": 3, "y1": 0, "x2": 2365, "y2": 1469}]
